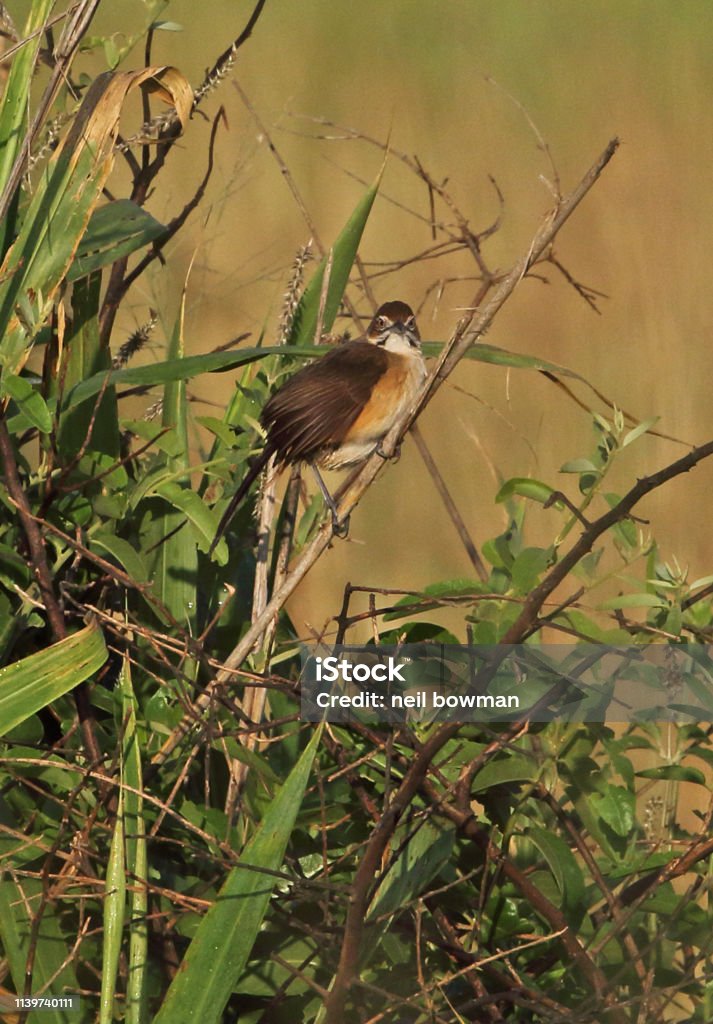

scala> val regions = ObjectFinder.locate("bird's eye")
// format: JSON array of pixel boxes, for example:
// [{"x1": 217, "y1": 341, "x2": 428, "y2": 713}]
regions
[
  {"x1": 375, "y1": 316, "x2": 388, "y2": 331},
  {"x1": 405, "y1": 316, "x2": 415, "y2": 329}
]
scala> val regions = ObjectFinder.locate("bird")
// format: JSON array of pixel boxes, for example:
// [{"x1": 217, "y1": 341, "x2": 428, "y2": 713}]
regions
[{"x1": 208, "y1": 300, "x2": 427, "y2": 555}]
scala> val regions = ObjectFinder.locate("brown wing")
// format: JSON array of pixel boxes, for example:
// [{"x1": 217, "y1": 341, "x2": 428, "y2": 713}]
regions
[{"x1": 262, "y1": 341, "x2": 388, "y2": 463}]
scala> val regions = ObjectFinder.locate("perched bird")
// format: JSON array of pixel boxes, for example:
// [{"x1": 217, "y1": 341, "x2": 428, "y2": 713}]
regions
[{"x1": 209, "y1": 300, "x2": 426, "y2": 553}]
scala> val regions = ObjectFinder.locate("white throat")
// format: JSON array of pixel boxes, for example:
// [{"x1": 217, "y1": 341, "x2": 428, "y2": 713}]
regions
[{"x1": 381, "y1": 328, "x2": 419, "y2": 357}]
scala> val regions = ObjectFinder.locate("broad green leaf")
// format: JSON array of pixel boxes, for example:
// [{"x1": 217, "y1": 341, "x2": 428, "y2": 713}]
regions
[
  {"x1": 69, "y1": 199, "x2": 166, "y2": 281},
  {"x1": 0, "y1": 622, "x2": 107, "y2": 733},
  {"x1": 212, "y1": 737, "x2": 281, "y2": 785},
  {"x1": 194, "y1": 415, "x2": 240, "y2": 449},
  {"x1": 124, "y1": 419, "x2": 185, "y2": 457},
  {"x1": 419, "y1": 340, "x2": 624, "y2": 408},
  {"x1": 367, "y1": 821, "x2": 455, "y2": 920},
  {"x1": 91, "y1": 532, "x2": 149, "y2": 584},
  {"x1": 526, "y1": 826, "x2": 585, "y2": 926},
  {"x1": 153, "y1": 727, "x2": 322, "y2": 1024},
  {"x1": 288, "y1": 175, "x2": 380, "y2": 347},
  {"x1": 0, "y1": 372, "x2": 52, "y2": 432},
  {"x1": 471, "y1": 755, "x2": 535, "y2": 793},
  {"x1": 154, "y1": 480, "x2": 220, "y2": 550},
  {"x1": 511, "y1": 546, "x2": 554, "y2": 592},
  {"x1": 591, "y1": 786, "x2": 635, "y2": 838}
]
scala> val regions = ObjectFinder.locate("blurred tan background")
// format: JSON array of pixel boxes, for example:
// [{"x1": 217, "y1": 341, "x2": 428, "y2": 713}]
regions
[{"x1": 90, "y1": 0, "x2": 713, "y2": 639}]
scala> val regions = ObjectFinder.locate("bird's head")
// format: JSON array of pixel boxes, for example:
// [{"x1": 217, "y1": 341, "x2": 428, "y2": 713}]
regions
[{"x1": 366, "y1": 300, "x2": 421, "y2": 354}]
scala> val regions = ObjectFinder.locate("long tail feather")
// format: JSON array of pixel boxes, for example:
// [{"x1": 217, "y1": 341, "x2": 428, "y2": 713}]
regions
[{"x1": 208, "y1": 447, "x2": 273, "y2": 555}]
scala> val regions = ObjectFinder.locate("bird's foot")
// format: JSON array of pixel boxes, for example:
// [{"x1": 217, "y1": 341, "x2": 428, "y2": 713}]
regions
[
  {"x1": 332, "y1": 512, "x2": 351, "y2": 539},
  {"x1": 375, "y1": 441, "x2": 401, "y2": 462}
]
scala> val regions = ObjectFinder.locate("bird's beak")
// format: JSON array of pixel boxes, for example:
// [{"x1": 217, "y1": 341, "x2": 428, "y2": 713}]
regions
[{"x1": 390, "y1": 321, "x2": 419, "y2": 347}]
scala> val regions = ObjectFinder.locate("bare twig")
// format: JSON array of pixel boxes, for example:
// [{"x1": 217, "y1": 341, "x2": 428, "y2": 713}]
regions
[{"x1": 410, "y1": 422, "x2": 488, "y2": 581}]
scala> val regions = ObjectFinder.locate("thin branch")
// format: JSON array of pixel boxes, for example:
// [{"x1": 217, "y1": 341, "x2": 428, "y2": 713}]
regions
[
  {"x1": 115, "y1": 107, "x2": 227, "y2": 300},
  {"x1": 410, "y1": 423, "x2": 488, "y2": 582}
]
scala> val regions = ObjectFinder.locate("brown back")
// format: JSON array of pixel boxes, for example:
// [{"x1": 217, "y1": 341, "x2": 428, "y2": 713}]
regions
[{"x1": 262, "y1": 341, "x2": 389, "y2": 463}]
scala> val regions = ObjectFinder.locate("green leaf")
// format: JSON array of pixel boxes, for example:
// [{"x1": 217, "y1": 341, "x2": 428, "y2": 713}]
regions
[
  {"x1": 367, "y1": 821, "x2": 455, "y2": 920},
  {"x1": 144, "y1": 293, "x2": 197, "y2": 628},
  {"x1": 212, "y1": 737, "x2": 281, "y2": 785},
  {"x1": 69, "y1": 199, "x2": 165, "y2": 281},
  {"x1": 91, "y1": 532, "x2": 149, "y2": 584},
  {"x1": 0, "y1": 622, "x2": 107, "y2": 733},
  {"x1": 496, "y1": 478, "x2": 559, "y2": 505},
  {"x1": 420, "y1": 341, "x2": 607, "y2": 395},
  {"x1": 511, "y1": 547, "x2": 554, "y2": 592},
  {"x1": 121, "y1": 656, "x2": 148, "y2": 1024},
  {"x1": 621, "y1": 417, "x2": 659, "y2": 448},
  {"x1": 154, "y1": 480, "x2": 220, "y2": 550},
  {"x1": 0, "y1": 0, "x2": 55, "y2": 256},
  {"x1": 65, "y1": 346, "x2": 318, "y2": 411},
  {"x1": 597, "y1": 594, "x2": 667, "y2": 611},
  {"x1": 288, "y1": 175, "x2": 380, "y2": 347},
  {"x1": 153, "y1": 727, "x2": 322, "y2": 1024},
  {"x1": 471, "y1": 755, "x2": 535, "y2": 793},
  {"x1": 100, "y1": 793, "x2": 126, "y2": 1024},
  {"x1": 559, "y1": 458, "x2": 599, "y2": 474},
  {"x1": 526, "y1": 826, "x2": 586, "y2": 926},
  {"x1": 194, "y1": 415, "x2": 241, "y2": 449},
  {"x1": 58, "y1": 271, "x2": 122, "y2": 466},
  {"x1": 0, "y1": 67, "x2": 191, "y2": 374},
  {"x1": 382, "y1": 578, "x2": 484, "y2": 621},
  {"x1": 0, "y1": 372, "x2": 52, "y2": 432},
  {"x1": 0, "y1": 877, "x2": 77, "y2": 1024},
  {"x1": 636, "y1": 765, "x2": 706, "y2": 784},
  {"x1": 591, "y1": 786, "x2": 635, "y2": 838}
]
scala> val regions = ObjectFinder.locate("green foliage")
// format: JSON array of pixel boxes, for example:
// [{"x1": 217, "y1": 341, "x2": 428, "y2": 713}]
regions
[
  {"x1": 154, "y1": 728, "x2": 321, "y2": 1024},
  {"x1": 1, "y1": 9, "x2": 712, "y2": 1024}
]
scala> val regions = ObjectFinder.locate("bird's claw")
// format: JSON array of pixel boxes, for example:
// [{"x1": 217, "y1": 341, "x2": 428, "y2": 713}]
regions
[
  {"x1": 375, "y1": 441, "x2": 401, "y2": 462},
  {"x1": 332, "y1": 513, "x2": 350, "y2": 539}
]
